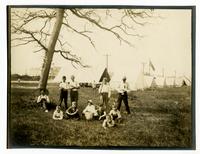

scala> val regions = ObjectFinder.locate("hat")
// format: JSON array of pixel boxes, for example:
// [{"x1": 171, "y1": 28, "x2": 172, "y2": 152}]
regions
[
  {"x1": 122, "y1": 76, "x2": 127, "y2": 80},
  {"x1": 88, "y1": 100, "x2": 93, "y2": 104},
  {"x1": 56, "y1": 106, "x2": 61, "y2": 110}
]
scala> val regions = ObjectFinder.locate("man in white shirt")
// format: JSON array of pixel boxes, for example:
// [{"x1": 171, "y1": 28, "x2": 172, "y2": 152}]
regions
[
  {"x1": 117, "y1": 76, "x2": 131, "y2": 114},
  {"x1": 69, "y1": 75, "x2": 80, "y2": 105},
  {"x1": 59, "y1": 76, "x2": 69, "y2": 110},
  {"x1": 98, "y1": 77, "x2": 111, "y2": 113}
]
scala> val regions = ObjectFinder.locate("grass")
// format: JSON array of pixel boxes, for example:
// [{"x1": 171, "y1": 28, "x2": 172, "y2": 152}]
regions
[{"x1": 8, "y1": 85, "x2": 193, "y2": 148}]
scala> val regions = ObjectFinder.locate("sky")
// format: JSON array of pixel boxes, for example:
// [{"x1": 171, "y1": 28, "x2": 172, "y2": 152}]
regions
[{"x1": 11, "y1": 8, "x2": 192, "y2": 82}]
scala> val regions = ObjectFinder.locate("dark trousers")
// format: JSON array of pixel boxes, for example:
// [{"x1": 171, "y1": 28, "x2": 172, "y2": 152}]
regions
[
  {"x1": 117, "y1": 92, "x2": 130, "y2": 114},
  {"x1": 39, "y1": 99, "x2": 47, "y2": 110},
  {"x1": 70, "y1": 90, "x2": 78, "y2": 103},
  {"x1": 100, "y1": 92, "x2": 109, "y2": 113},
  {"x1": 59, "y1": 90, "x2": 68, "y2": 109}
]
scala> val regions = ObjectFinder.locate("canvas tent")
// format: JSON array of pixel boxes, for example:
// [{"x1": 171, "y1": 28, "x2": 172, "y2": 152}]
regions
[
  {"x1": 134, "y1": 71, "x2": 185, "y2": 90},
  {"x1": 174, "y1": 76, "x2": 191, "y2": 87},
  {"x1": 99, "y1": 68, "x2": 111, "y2": 82},
  {"x1": 134, "y1": 71, "x2": 155, "y2": 90}
]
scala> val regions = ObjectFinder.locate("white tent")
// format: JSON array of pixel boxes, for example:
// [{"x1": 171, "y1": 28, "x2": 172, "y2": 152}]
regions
[
  {"x1": 134, "y1": 71, "x2": 156, "y2": 90},
  {"x1": 175, "y1": 76, "x2": 191, "y2": 87}
]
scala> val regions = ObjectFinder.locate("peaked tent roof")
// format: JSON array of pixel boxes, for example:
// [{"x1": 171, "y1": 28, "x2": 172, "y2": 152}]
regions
[
  {"x1": 150, "y1": 77, "x2": 157, "y2": 88},
  {"x1": 99, "y1": 68, "x2": 110, "y2": 82}
]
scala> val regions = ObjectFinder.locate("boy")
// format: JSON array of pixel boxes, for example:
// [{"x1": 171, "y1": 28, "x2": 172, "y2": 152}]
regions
[
  {"x1": 59, "y1": 76, "x2": 69, "y2": 110},
  {"x1": 65, "y1": 101, "x2": 80, "y2": 120},
  {"x1": 53, "y1": 106, "x2": 63, "y2": 120},
  {"x1": 37, "y1": 89, "x2": 50, "y2": 112},
  {"x1": 82, "y1": 100, "x2": 98, "y2": 120},
  {"x1": 69, "y1": 75, "x2": 80, "y2": 104},
  {"x1": 109, "y1": 105, "x2": 122, "y2": 122},
  {"x1": 102, "y1": 115, "x2": 115, "y2": 129},
  {"x1": 98, "y1": 77, "x2": 111, "y2": 113}
]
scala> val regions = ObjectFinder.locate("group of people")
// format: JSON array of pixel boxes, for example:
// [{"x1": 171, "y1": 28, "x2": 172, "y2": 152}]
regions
[{"x1": 37, "y1": 75, "x2": 131, "y2": 129}]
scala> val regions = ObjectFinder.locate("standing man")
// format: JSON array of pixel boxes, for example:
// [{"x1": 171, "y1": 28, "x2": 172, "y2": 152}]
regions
[
  {"x1": 59, "y1": 76, "x2": 69, "y2": 110},
  {"x1": 98, "y1": 77, "x2": 111, "y2": 113},
  {"x1": 117, "y1": 76, "x2": 131, "y2": 114},
  {"x1": 69, "y1": 75, "x2": 80, "y2": 105}
]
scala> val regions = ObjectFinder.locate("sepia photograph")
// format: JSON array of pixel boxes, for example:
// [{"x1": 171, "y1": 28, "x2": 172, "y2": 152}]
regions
[{"x1": 7, "y1": 6, "x2": 195, "y2": 149}]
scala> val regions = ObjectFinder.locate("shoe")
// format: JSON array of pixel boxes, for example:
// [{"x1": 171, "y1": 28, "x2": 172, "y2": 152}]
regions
[{"x1": 45, "y1": 110, "x2": 48, "y2": 112}]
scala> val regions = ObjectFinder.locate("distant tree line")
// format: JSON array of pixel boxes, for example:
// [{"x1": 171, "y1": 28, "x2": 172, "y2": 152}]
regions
[{"x1": 11, "y1": 74, "x2": 56, "y2": 81}]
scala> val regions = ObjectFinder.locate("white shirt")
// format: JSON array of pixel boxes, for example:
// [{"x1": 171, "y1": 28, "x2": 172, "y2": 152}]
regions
[
  {"x1": 59, "y1": 81, "x2": 69, "y2": 90},
  {"x1": 69, "y1": 80, "x2": 80, "y2": 91},
  {"x1": 117, "y1": 81, "x2": 130, "y2": 93},
  {"x1": 109, "y1": 109, "x2": 121, "y2": 118},
  {"x1": 82, "y1": 104, "x2": 98, "y2": 116},
  {"x1": 98, "y1": 83, "x2": 111, "y2": 97},
  {"x1": 53, "y1": 110, "x2": 63, "y2": 120},
  {"x1": 37, "y1": 95, "x2": 50, "y2": 103}
]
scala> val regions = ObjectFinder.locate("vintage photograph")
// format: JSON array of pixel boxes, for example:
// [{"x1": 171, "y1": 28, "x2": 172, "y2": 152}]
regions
[{"x1": 8, "y1": 6, "x2": 195, "y2": 148}]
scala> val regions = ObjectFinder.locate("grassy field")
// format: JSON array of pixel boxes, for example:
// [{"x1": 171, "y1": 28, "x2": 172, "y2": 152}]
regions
[{"x1": 8, "y1": 84, "x2": 193, "y2": 148}]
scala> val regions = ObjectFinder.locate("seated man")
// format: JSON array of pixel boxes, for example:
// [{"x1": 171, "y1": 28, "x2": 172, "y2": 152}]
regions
[
  {"x1": 82, "y1": 100, "x2": 98, "y2": 120},
  {"x1": 109, "y1": 105, "x2": 122, "y2": 122},
  {"x1": 102, "y1": 115, "x2": 115, "y2": 129},
  {"x1": 52, "y1": 106, "x2": 63, "y2": 120},
  {"x1": 37, "y1": 89, "x2": 50, "y2": 112},
  {"x1": 65, "y1": 101, "x2": 80, "y2": 120}
]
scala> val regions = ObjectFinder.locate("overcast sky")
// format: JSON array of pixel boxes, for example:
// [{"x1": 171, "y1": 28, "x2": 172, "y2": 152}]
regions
[{"x1": 11, "y1": 8, "x2": 192, "y2": 81}]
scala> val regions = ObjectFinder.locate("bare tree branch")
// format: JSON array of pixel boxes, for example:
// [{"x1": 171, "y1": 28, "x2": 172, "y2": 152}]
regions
[
  {"x1": 11, "y1": 8, "x2": 154, "y2": 68},
  {"x1": 62, "y1": 22, "x2": 96, "y2": 48}
]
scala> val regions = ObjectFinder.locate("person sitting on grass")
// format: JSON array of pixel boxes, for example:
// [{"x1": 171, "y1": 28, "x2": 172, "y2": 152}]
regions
[
  {"x1": 109, "y1": 104, "x2": 122, "y2": 122},
  {"x1": 97, "y1": 106, "x2": 107, "y2": 120},
  {"x1": 53, "y1": 106, "x2": 63, "y2": 120},
  {"x1": 65, "y1": 101, "x2": 80, "y2": 120},
  {"x1": 37, "y1": 89, "x2": 50, "y2": 112},
  {"x1": 102, "y1": 115, "x2": 115, "y2": 129},
  {"x1": 82, "y1": 100, "x2": 98, "y2": 120}
]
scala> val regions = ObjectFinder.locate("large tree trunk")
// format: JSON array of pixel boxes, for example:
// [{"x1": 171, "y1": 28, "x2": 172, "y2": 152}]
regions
[{"x1": 38, "y1": 9, "x2": 64, "y2": 90}]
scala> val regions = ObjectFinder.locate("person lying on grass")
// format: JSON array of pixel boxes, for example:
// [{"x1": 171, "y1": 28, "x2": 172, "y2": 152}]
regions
[
  {"x1": 53, "y1": 106, "x2": 63, "y2": 120},
  {"x1": 109, "y1": 104, "x2": 122, "y2": 122},
  {"x1": 82, "y1": 100, "x2": 98, "y2": 120},
  {"x1": 65, "y1": 101, "x2": 80, "y2": 120},
  {"x1": 102, "y1": 115, "x2": 115, "y2": 129},
  {"x1": 37, "y1": 89, "x2": 50, "y2": 112}
]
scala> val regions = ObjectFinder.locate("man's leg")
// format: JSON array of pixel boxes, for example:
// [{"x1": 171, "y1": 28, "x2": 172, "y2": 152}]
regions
[
  {"x1": 59, "y1": 90, "x2": 63, "y2": 106},
  {"x1": 117, "y1": 94, "x2": 123, "y2": 111},
  {"x1": 70, "y1": 91, "x2": 74, "y2": 104},
  {"x1": 64, "y1": 91, "x2": 68, "y2": 110},
  {"x1": 123, "y1": 94, "x2": 130, "y2": 114},
  {"x1": 75, "y1": 91, "x2": 78, "y2": 103},
  {"x1": 104, "y1": 93, "x2": 109, "y2": 113}
]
